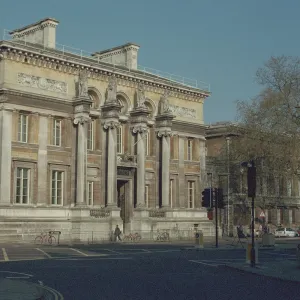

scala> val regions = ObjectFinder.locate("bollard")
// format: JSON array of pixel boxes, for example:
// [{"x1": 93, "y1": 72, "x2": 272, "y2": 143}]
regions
[
  {"x1": 195, "y1": 230, "x2": 204, "y2": 249},
  {"x1": 246, "y1": 242, "x2": 258, "y2": 264},
  {"x1": 296, "y1": 244, "x2": 300, "y2": 266}
]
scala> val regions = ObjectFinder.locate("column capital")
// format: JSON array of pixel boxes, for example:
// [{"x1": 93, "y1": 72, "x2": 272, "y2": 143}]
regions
[
  {"x1": 103, "y1": 120, "x2": 120, "y2": 130},
  {"x1": 73, "y1": 115, "x2": 91, "y2": 125},
  {"x1": 157, "y1": 129, "x2": 173, "y2": 138},
  {"x1": 131, "y1": 124, "x2": 148, "y2": 135}
]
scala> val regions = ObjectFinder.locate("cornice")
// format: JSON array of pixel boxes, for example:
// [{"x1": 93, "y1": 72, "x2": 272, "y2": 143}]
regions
[
  {"x1": 0, "y1": 41, "x2": 209, "y2": 102},
  {"x1": 172, "y1": 120, "x2": 206, "y2": 136}
]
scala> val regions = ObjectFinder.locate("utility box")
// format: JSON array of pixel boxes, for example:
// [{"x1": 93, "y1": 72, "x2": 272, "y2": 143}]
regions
[{"x1": 262, "y1": 233, "x2": 275, "y2": 247}]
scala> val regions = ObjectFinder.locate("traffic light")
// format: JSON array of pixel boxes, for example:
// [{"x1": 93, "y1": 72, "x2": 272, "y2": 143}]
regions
[
  {"x1": 201, "y1": 188, "x2": 211, "y2": 207},
  {"x1": 216, "y1": 188, "x2": 224, "y2": 209},
  {"x1": 247, "y1": 161, "x2": 256, "y2": 197}
]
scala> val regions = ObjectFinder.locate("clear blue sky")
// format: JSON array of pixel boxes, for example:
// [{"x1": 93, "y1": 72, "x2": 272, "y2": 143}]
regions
[{"x1": 1, "y1": 0, "x2": 299, "y2": 124}]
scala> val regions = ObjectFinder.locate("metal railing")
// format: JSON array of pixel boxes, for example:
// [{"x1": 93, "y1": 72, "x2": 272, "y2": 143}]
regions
[{"x1": 1, "y1": 29, "x2": 210, "y2": 92}]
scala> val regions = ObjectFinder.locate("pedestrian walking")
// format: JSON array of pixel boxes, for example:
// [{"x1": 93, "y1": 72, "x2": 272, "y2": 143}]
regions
[{"x1": 114, "y1": 225, "x2": 122, "y2": 241}]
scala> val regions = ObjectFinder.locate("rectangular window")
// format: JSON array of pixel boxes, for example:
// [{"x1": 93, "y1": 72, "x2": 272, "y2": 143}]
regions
[
  {"x1": 187, "y1": 139, "x2": 193, "y2": 161},
  {"x1": 87, "y1": 120, "x2": 94, "y2": 150},
  {"x1": 16, "y1": 168, "x2": 30, "y2": 204},
  {"x1": 87, "y1": 181, "x2": 94, "y2": 206},
  {"x1": 287, "y1": 179, "x2": 292, "y2": 197},
  {"x1": 18, "y1": 114, "x2": 28, "y2": 143},
  {"x1": 145, "y1": 185, "x2": 149, "y2": 207},
  {"x1": 170, "y1": 179, "x2": 174, "y2": 208},
  {"x1": 51, "y1": 170, "x2": 63, "y2": 205},
  {"x1": 117, "y1": 126, "x2": 123, "y2": 154},
  {"x1": 52, "y1": 119, "x2": 61, "y2": 146},
  {"x1": 188, "y1": 181, "x2": 195, "y2": 208},
  {"x1": 145, "y1": 132, "x2": 150, "y2": 156}
]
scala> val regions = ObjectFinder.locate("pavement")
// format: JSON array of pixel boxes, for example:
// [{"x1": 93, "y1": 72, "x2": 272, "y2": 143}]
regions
[{"x1": 0, "y1": 237, "x2": 299, "y2": 299}]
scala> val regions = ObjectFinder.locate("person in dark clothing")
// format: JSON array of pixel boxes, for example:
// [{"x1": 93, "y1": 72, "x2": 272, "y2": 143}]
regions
[{"x1": 114, "y1": 225, "x2": 122, "y2": 241}]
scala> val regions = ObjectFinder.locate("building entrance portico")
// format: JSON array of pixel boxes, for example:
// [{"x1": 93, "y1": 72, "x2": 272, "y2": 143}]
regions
[{"x1": 117, "y1": 177, "x2": 134, "y2": 234}]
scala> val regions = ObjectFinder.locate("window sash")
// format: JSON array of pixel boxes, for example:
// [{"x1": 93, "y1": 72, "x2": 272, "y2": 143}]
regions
[
  {"x1": 18, "y1": 114, "x2": 28, "y2": 143},
  {"x1": 187, "y1": 140, "x2": 193, "y2": 161},
  {"x1": 117, "y1": 126, "x2": 123, "y2": 154},
  {"x1": 16, "y1": 167, "x2": 30, "y2": 204},
  {"x1": 169, "y1": 179, "x2": 173, "y2": 208},
  {"x1": 87, "y1": 181, "x2": 94, "y2": 205},
  {"x1": 52, "y1": 120, "x2": 61, "y2": 146},
  {"x1": 188, "y1": 181, "x2": 194, "y2": 208},
  {"x1": 87, "y1": 121, "x2": 94, "y2": 150},
  {"x1": 145, "y1": 185, "x2": 149, "y2": 207},
  {"x1": 51, "y1": 170, "x2": 63, "y2": 205}
]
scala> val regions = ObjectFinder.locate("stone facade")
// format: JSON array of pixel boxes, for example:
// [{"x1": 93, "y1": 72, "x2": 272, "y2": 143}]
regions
[
  {"x1": 0, "y1": 18, "x2": 213, "y2": 242},
  {"x1": 206, "y1": 122, "x2": 300, "y2": 236}
]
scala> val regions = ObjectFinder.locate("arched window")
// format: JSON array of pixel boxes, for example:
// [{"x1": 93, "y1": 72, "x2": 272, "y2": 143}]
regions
[
  {"x1": 117, "y1": 95, "x2": 128, "y2": 115},
  {"x1": 88, "y1": 90, "x2": 101, "y2": 110},
  {"x1": 144, "y1": 100, "x2": 155, "y2": 119}
]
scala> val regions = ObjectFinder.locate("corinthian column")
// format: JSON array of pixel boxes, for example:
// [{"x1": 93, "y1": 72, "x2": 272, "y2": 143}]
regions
[
  {"x1": 74, "y1": 115, "x2": 90, "y2": 206},
  {"x1": 103, "y1": 121, "x2": 119, "y2": 206},
  {"x1": 158, "y1": 130, "x2": 172, "y2": 207}
]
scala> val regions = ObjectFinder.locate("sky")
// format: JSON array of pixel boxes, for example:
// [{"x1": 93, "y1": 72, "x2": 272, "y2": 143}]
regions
[{"x1": 1, "y1": 0, "x2": 300, "y2": 124}]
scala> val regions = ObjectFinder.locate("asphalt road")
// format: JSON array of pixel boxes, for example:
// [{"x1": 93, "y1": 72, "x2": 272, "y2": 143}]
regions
[{"x1": 0, "y1": 244, "x2": 299, "y2": 300}]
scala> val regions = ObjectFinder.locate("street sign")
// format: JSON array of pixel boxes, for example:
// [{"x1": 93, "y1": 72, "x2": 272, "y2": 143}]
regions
[{"x1": 260, "y1": 211, "x2": 265, "y2": 218}]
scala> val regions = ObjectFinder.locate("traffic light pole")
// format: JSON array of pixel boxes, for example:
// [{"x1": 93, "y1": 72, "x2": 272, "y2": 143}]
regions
[
  {"x1": 215, "y1": 189, "x2": 218, "y2": 248},
  {"x1": 251, "y1": 195, "x2": 255, "y2": 267}
]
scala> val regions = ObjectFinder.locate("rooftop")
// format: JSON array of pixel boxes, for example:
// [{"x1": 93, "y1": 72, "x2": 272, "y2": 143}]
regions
[{"x1": 1, "y1": 21, "x2": 210, "y2": 94}]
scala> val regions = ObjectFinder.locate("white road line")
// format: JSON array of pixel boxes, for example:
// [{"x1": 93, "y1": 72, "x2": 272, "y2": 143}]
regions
[
  {"x1": 2, "y1": 248, "x2": 8, "y2": 261},
  {"x1": 0, "y1": 271, "x2": 33, "y2": 277},
  {"x1": 36, "y1": 248, "x2": 52, "y2": 258},
  {"x1": 189, "y1": 260, "x2": 219, "y2": 267},
  {"x1": 103, "y1": 249, "x2": 123, "y2": 254},
  {"x1": 142, "y1": 249, "x2": 152, "y2": 253},
  {"x1": 70, "y1": 248, "x2": 89, "y2": 256}
]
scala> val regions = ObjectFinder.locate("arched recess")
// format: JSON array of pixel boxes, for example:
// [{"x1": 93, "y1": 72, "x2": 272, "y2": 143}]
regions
[
  {"x1": 117, "y1": 91, "x2": 132, "y2": 115},
  {"x1": 88, "y1": 87, "x2": 102, "y2": 110},
  {"x1": 144, "y1": 98, "x2": 157, "y2": 119}
]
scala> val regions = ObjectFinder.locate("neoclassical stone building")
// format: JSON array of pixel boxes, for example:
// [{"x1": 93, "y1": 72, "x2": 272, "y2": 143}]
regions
[{"x1": 0, "y1": 18, "x2": 213, "y2": 241}]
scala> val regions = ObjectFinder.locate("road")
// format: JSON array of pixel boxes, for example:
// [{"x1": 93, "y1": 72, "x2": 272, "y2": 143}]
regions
[{"x1": 0, "y1": 243, "x2": 299, "y2": 299}]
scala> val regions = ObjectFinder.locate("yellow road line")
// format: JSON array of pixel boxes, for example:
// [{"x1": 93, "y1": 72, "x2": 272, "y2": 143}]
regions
[
  {"x1": 2, "y1": 248, "x2": 9, "y2": 261},
  {"x1": 36, "y1": 248, "x2": 52, "y2": 258},
  {"x1": 70, "y1": 248, "x2": 89, "y2": 256}
]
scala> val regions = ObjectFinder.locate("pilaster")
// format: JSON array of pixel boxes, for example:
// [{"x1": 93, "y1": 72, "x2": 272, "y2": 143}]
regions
[{"x1": 0, "y1": 109, "x2": 12, "y2": 204}]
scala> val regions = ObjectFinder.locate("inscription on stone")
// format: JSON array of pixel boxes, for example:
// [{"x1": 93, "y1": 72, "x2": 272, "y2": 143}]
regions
[
  {"x1": 117, "y1": 168, "x2": 131, "y2": 176},
  {"x1": 17, "y1": 73, "x2": 68, "y2": 94},
  {"x1": 90, "y1": 209, "x2": 110, "y2": 218},
  {"x1": 149, "y1": 210, "x2": 166, "y2": 218},
  {"x1": 168, "y1": 104, "x2": 196, "y2": 119}
]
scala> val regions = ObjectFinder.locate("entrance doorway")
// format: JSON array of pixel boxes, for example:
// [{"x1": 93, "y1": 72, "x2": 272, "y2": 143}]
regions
[{"x1": 117, "y1": 180, "x2": 132, "y2": 233}]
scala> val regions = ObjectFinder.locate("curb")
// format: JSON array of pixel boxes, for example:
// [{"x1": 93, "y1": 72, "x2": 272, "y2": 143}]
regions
[{"x1": 220, "y1": 264, "x2": 300, "y2": 283}]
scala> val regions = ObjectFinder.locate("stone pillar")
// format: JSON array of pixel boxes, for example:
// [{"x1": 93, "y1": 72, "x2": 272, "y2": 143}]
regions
[
  {"x1": 37, "y1": 115, "x2": 48, "y2": 205},
  {"x1": 73, "y1": 97, "x2": 92, "y2": 206},
  {"x1": 288, "y1": 209, "x2": 293, "y2": 225},
  {"x1": 0, "y1": 109, "x2": 12, "y2": 204},
  {"x1": 130, "y1": 107, "x2": 150, "y2": 207},
  {"x1": 178, "y1": 136, "x2": 185, "y2": 208},
  {"x1": 102, "y1": 101, "x2": 121, "y2": 207},
  {"x1": 156, "y1": 112, "x2": 174, "y2": 208}
]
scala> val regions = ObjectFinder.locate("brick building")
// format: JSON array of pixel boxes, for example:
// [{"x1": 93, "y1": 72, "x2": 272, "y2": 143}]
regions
[
  {"x1": 0, "y1": 18, "x2": 213, "y2": 242},
  {"x1": 206, "y1": 122, "x2": 300, "y2": 236}
]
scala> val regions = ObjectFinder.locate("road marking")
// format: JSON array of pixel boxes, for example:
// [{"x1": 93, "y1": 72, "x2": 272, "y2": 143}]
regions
[
  {"x1": 36, "y1": 248, "x2": 52, "y2": 258},
  {"x1": 142, "y1": 249, "x2": 152, "y2": 253},
  {"x1": 189, "y1": 260, "x2": 219, "y2": 267},
  {"x1": 70, "y1": 248, "x2": 89, "y2": 256},
  {"x1": 54, "y1": 257, "x2": 133, "y2": 261},
  {"x1": 0, "y1": 271, "x2": 33, "y2": 277},
  {"x1": 2, "y1": 248, "x2": 8, "y2": 261},
  {"x1": 103, "y1": 249, "x2": 123, "y2": 254}
]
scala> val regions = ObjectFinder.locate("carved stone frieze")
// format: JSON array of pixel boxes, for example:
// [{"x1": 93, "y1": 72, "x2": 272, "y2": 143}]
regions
[
  {"x1": 149, "y1": 210, "x2": 166, "y2": 218},
  {"x1": 90, "y1": 209, "x2": 110, "y2": 218},
  {"x1": 157, "y1": 129, "x2": 173, "y2": 138},
  {"x1": 131, "y1": 124, "x2": 148, "y2": 135},
  {"x1": 17, "y1": 73, "x2": 67, "y2": 94},
  {"x1": 168, "y1": 104, "x2": 196, "y2": 119}
]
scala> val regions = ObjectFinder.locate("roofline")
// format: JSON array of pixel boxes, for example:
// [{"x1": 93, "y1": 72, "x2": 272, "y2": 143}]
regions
[
  {"x1": 92, "y1": 43, "x2": 140, "y2": 56},
  {"x1": 0, "y1": 40, "x2": 210, "y2": 97},
  {"x1": 9, "y1": 18, "x2": 59, "y2": 34}
]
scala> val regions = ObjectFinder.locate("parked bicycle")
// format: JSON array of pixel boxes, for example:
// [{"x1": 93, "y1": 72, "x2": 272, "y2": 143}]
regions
[
  {"x1": 123, "y1": 232, "x2": 142, "y2": 242},
  {"x1": 34, "y1": 232, "x2": 56, "y2": 245},
  {"x1": 156, "y1": 231, "x2": 170, "y2": 241}
]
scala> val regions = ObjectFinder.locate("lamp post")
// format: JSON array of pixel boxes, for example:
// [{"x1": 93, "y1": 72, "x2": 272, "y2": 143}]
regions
[
  {"x1": 207, "y1": 172, "x2": 213, "y2": 208},
  {"x1": 226, "y1": 137, "x2": 230, "y2": 236}
]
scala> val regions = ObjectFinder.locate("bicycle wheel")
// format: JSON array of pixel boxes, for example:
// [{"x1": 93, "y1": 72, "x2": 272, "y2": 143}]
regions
[
  {"x1": 34, "y1": 236, "x2": 43, "y2": 245},
  {"x1": 48, "y1": 236, "x2": 56, "y2": 245}
]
